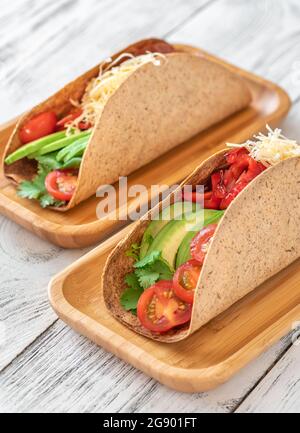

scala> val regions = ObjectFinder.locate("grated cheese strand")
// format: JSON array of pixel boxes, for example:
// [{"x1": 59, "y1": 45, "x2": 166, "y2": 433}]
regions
[
  {"x1": 227, "y1": 125, "x2": 300, "y2": 166},
  {"x1": 66, "y1": 52, "x2": 166, "y2": 136}
]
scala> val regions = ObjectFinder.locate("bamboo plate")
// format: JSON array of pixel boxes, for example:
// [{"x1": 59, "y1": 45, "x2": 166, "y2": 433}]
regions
[
  {"x1": 49, "y1": 226, "x2": 300, "y2": 392},
  {"x1": 0, "y1": 44, "x2": 291, "y2": 248}
]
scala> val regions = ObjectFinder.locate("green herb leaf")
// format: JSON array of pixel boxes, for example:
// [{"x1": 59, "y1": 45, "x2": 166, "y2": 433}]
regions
[
  {"x1": 135, "y1": 268, "x2": 160, "y2": 289},
  {"x1": 17, "y1": 168, "x2": 47, "y2": 200},
  {"x1": 120, "y1": 273, "x2": 143, "y2": 311},
  {"x1": 151, "y1": 258, "x2": 174, "y2": 280},
  {"x1": 35, "y1": 152, "x2": 62, "y2": 171},
  {"x1": 125, "y1": 243, "x2": 141, "y2": 261},
  {"x1": 121, "y1": 248, "x2": 174, "y2": 312},
  {"x1": 17, "y1": 163, "x2": 65, "y2": 208},
  {"x1": 134, "y1": 250, "x2": 161, "y2": 269}
]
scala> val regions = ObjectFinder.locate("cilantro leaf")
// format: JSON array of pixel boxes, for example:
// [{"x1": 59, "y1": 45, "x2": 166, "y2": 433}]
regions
[
  {"x1": 17, "y1": 163, "x2": 65, "y2": 208},
  {"x1": 151, "y1": 258, "x2": 174, "y2": 280},
  {"x1": 121, "y1": 248, "x2": 175, "y2": 312},
  {"x1": 134, "y1": 250, "x2": 161, "y2": 269},
  {"x1": 120, "y1": 273, "x2": 143, "y2": 311},
  {"x1": 17, "y1": 168, "x2": 47, "y2": 200},
  {"x1": 125, "y1": 243, "x2": 140, "y2": 261},
  {"x1": 39, "y1": 193, "x2": 65, "y2": 208},
  {"x1": 135, "y1": 268, "x2": 160, "y2": 289}
]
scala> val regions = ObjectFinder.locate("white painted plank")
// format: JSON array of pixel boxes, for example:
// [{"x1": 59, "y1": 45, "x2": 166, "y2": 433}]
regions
[
  {"x1": 0, "y1": 216, "x2": 86, "y2": 370},
  {"x1": 1, "y1": 0, "x2": 300, "y2": 413},
  {"x1": 0, "y1": 0, "x2": 211, "y2": 370},
  {"x1": 236, "y1": 342, "x2": 300, "y2": 413},
  {"x1": 0, "y1": 321, "x2": 292, "y2": 413},
  {"x1": 0, "y1": 0, "x2": 209, "y2": 123},
  {"x1": 169, "y1": 0, "x2": 300, "y2": 101}
]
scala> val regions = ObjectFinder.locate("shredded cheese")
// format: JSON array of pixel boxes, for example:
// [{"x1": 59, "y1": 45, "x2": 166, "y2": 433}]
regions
[
  {"x1": 66, "y1": 52, "x2": 166, "y2": 136},
  {"x1": 227, "y1": 125, "x2": 300, "y2": 166}
]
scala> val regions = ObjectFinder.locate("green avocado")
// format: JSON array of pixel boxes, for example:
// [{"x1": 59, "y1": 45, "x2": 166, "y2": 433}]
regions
[
  {"x1": 139, "y1": 201, "x2": 198, "y2": 259},
  {"x1": 146, "y1": 209, "x2": 207, "y2": 268},
  {"x1": 175, "y1": 210, "x2": 224, "y2": 268}
]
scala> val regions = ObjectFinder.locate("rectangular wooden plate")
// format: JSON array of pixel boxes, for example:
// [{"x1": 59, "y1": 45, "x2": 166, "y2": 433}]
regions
[
  {"x1": 0, "y1": 44, "x2": 291, "y2": 248},
  {"x1": 49, "y1": 226, "x2": 300, "y2": 392}
]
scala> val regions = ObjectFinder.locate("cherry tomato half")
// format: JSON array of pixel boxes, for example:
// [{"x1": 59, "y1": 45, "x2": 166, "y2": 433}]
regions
[
  {"x1": 190, "y1": 224, "x2": 217, "y2": 264},
  {"x1": 45, "y1": 169, "x2": 78, "y2": 202},
  {"x1": 19, "y1": 112, "x2": 57, "y2": 144},
  {"x1": 137, "y1": 280, "x2": 192, "y2": 333},
  {"x1": 173, "y1": 260, "x2": 201, "y2": 304}
]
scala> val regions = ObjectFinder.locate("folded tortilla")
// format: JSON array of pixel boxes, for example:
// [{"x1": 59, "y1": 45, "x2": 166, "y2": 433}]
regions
[
  {"x1": 3, "y1": 39, "x2": 251, "y2": 211},
  {"x1": 102, "y1": 151, "x2": 300, "y2": 342}
]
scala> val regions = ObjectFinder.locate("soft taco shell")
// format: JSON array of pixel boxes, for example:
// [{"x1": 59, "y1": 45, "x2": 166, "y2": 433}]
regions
[
  {"x1": 102, "y1": 151, "x2": 300, "y2": 343},
  {"x1": 3, "y1": 40, "x2": 251, "y2": 211}
]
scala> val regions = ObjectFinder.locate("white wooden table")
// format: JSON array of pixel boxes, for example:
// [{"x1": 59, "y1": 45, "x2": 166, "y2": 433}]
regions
[{"x1": 1, "y1": 0, "x2": 300, "y2": 413}]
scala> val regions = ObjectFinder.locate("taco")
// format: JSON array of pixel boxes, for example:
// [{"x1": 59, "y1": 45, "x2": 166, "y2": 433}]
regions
[
  {"x1": 3, "y1": 38, "x2": 251, "y2": 210},
  {"x1": 102, "y1": 126, "x2": 300, "y2": 342}
]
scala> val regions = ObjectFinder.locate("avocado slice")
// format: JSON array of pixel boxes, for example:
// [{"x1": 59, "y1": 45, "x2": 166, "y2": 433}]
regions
[
  {"x1": 139, "y1": 201, "x2": 198, "y2": 259},
  {"x1": 175, "y1": 210, "x2": 224, "y2": 268},
  {"x1": 146, "y1": 209, "x2": 206, "y2": 268}
]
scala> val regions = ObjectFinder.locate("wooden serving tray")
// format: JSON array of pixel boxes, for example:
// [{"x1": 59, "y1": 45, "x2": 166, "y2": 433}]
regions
[
  {"x1": 49, "y1": 226, "x2": 300, "y2": 392},
  {"x1": 0, "y1": 45, "x2": 291, "y2": 248}
]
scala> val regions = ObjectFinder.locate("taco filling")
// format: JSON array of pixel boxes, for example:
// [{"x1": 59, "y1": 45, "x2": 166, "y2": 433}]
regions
[
  {"x1": 119, "y1": 126, "x2": 300, "y2": 335},
  {"x1": 4, "y1": 40, "x2": 174, "y2": 208}
]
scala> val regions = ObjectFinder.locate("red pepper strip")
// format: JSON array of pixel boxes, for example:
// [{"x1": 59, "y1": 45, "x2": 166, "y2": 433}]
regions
[
  {"x1": 211, "y1": 171, "x2": 227, "y2": 199},
  {"x1": 220, "y1": 159, "x2": 266, "y2": 209},
  {"x1": 78, "y1": 121, "x2": 92, "y2": 130},
  {"x1": 219, "y1": 180, "x2": 248, "y2": 209},
  {"x1": 56, "y1": 110, "x2": 83, "y2": 131},
  {"x1": 226, "y1": 147, "x2": 249, "y2": 165},
  {"x1": 204, "y1": 193, "x2": 221, "y2": 210}
]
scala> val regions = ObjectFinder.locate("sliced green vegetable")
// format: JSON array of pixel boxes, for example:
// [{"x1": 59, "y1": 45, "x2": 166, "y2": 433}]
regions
[
  {"x1": 61, "y1": 157, "x2": 82, "y2": 169},
  {"x1": 37, "y1": 130, "x2": 91, "y2": 155},
  {"x1": 56, "y1": 136, "x2": 89, "y2": 162},
  {"x1": 34, "y1": 152, "x2": 61, "y2": 171},
  {"x1": 175, "y1": 210, "x2": 224, "y2": 268},
  {"x1": 4, "y1": 131, "x2": 65, "y2": 165}
]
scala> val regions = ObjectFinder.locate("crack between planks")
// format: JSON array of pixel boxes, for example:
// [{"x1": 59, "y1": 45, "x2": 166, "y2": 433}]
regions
[
  {"x1": 0, "y1": 318, "x2": 59, "y2": 375},
  {"x1": 163, "y1": 0, "x2": 221, "y2": 38},
  {"x1": 232, "y1": 340, "x2": 294, "y2": 413}
]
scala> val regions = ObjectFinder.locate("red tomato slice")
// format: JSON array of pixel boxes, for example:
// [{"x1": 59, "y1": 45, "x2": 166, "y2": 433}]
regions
[
  {"x1": 137, "y1": 280, "x2": 192, "y2": 333},
  {"x1": 56, "y1": 110, "x2": 83, "y2": 131},
  {"x1": 190, "y1": 224, "x2": 217, "y2": 264},
  {"x1": 45, "y1": 169, "x2": 78, "y2": 202},
  {"x1": 19, "y1": 112, "x2": 57, "y2": 144},
  {"x1": 173, "y1": 260, "x2": 201, "y2": 304}
]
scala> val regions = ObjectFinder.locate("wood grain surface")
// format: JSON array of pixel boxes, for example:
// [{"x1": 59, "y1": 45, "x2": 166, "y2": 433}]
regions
[{"x1": 1, "y1": 0, "x2": 300, "y2": 413}]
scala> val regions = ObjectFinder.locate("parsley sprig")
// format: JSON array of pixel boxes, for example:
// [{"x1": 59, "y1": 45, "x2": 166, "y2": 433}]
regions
[
  {"x1": 120, "y1": 249, "x2": 174, "y2": 313},
  {"x1": 17, "y1": 153, "x2": 66, "y2": 208}
]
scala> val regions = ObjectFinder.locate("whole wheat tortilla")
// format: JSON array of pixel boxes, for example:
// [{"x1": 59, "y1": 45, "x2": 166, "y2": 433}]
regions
[
  {"x1": 102, "y1": 151, "x2": 300, "y2": 343},
  {"x1": 3, "y1": 40, "x2": 251, "y2": 211}
]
